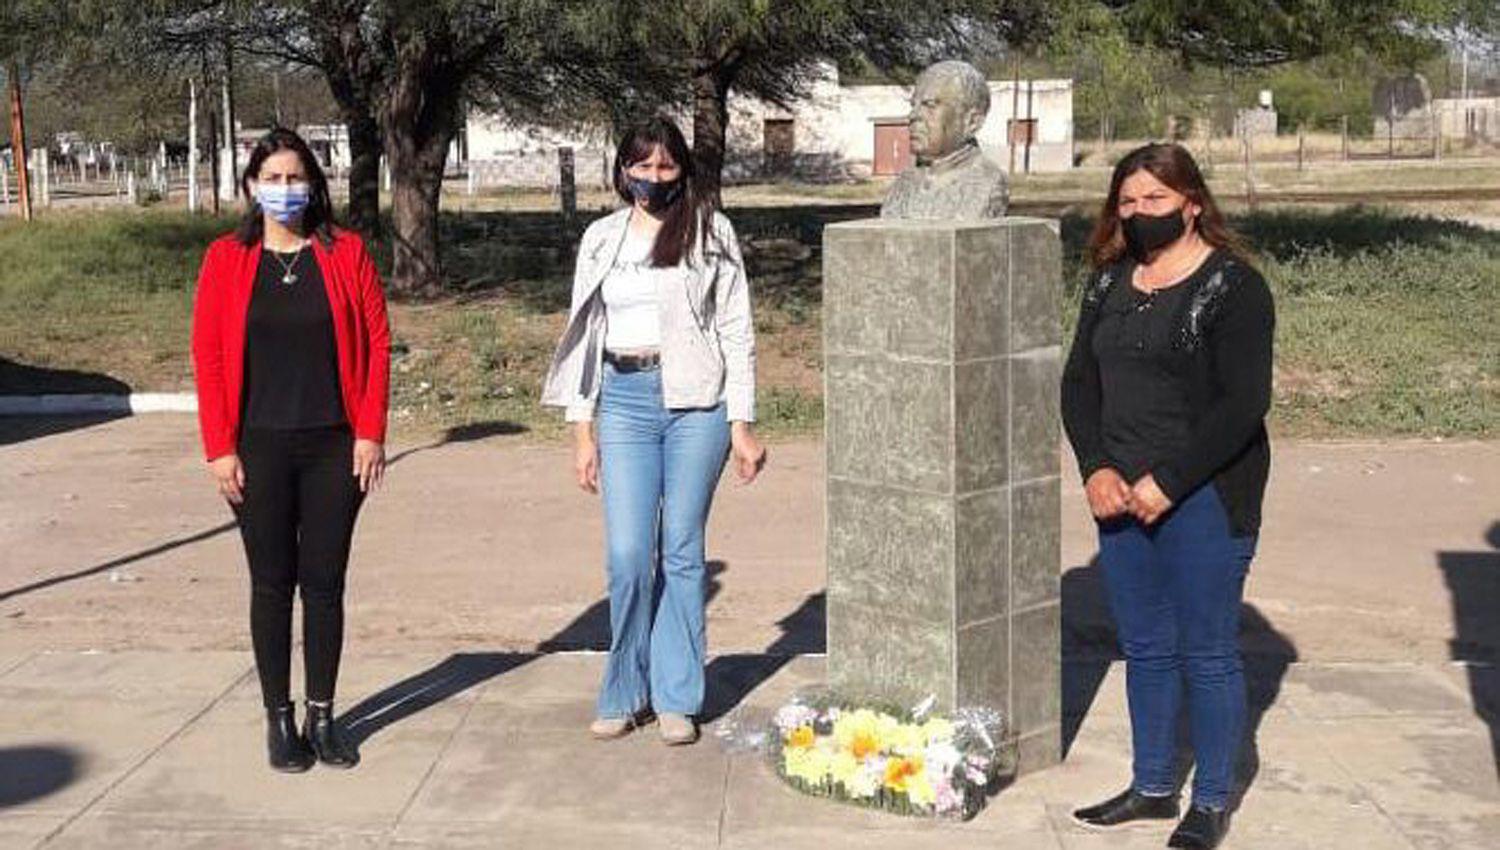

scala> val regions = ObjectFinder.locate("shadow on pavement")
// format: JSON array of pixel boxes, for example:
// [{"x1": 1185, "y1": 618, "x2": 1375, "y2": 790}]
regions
[
  {"x1": 1060, "y1": 556, "x2": 1298, "y2": 811},
  {"x1": 341, "y1": 561, "x2": 824, "y2": 745},
  {"x1": 0, "y1": 413, "x2": 130, "y2": 447},
  {"x1": 386, "y1": 419, "x2": 529, "y2": 466},
  {"x1": 343, "y1": 561, "x2": 741, "y2": 746},
  {"x1": 0, "y1": 744, "x2": 82, "y2": 808},
  {"x1": 0, "y1": 521, "x2": 237, "y2": 604},
  {"x1": 341, "y1": 653, "x2": 534, "y2": 747},
  {"x1": 0, "y1": 422, "x2": 518, "y2": 604},
  {"x1": 1438, "y1": 521, "x2": 1500, "y2": 782},
  {"x1": 700, "y1": 591, "x2": 825, "y2": 725}
]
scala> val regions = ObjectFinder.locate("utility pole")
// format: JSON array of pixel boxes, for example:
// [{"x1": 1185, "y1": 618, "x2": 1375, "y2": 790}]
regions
[
  {"x1": 6, "y1": 60, "x2": 33, "y2": 221},
  {"x1": 188, "y1": 77, "x2": 199, "y2": 213},
  {"x1": 1023, "y1": 78, "x2": 1034, "y2": 175},
  {"x1": 1008, "y1": 57, "x2": 1021, "y2": 175},
  {"x1": 222, "y1": 45, "x2": 238, "y2": 198},
  {"x1": 1461, "y1": 42, "x2": 1470, "y2": 101}
]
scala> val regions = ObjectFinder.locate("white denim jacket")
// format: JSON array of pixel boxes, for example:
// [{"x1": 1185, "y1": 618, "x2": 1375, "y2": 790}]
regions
[{"x1": 541, "y1": 207, "x2": 757, "y2": 422}]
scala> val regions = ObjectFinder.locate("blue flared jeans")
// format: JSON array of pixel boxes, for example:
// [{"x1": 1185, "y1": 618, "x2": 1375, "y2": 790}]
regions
[
  {"x1": 1098, "y1": 483, "x2": 1257, "y2": 810},
  {"x1": 594, "y1": 362, "x2": 730, "y2": 718}
]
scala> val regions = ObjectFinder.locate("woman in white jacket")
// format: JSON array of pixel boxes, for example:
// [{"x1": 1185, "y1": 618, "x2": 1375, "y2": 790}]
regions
[{"x1": 542, "y1": 117, "x2": 766, "y2": 745}]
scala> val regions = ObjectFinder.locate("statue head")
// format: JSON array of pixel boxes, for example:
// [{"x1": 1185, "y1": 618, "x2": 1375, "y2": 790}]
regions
[{"x1": 907, "y1": 61, "x2": 990, "y2": 165}]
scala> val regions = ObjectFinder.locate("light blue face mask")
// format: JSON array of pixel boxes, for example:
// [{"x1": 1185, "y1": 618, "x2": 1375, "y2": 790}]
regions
[{"x1": 256, "y1": 183, "x2": 312, "y2": 223}]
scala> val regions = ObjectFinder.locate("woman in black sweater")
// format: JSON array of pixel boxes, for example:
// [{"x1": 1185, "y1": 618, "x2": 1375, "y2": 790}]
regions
[{"x1": 1062, "y1": 144, "x2": 1274, "y2": 850}]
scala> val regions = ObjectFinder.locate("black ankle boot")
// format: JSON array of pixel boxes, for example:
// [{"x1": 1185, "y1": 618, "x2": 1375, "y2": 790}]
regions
[
  {"x1": 1168, "y1": 806, "x2": 1229, "y2": 849},
  {"x1": 303, "y1": 701, "x2": 359, "y2": 768},
  {"x1": 265, "y1": 704, "x2": 315, "y2": 773},
  {"x1": 1073, "y1": 787, "x2": 1179, "y2": 827}
]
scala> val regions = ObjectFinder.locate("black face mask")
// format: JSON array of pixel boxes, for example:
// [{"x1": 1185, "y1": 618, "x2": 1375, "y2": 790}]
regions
[
  {"x1": 1122, "y1": 208, "x2": 1189, "y2": 260},
  {"x1": 626, "y1": 176, "x2": 684, "y2": 213}
]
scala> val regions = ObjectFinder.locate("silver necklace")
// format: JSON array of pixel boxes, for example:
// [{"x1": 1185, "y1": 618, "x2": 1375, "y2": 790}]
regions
[{"x1": 268, "y1": 242, "x2": 307, "y2": 286}]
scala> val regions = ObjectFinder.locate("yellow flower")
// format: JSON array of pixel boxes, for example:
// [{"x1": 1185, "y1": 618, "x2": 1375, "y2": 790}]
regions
[
  {"x1": 828, "y1": 750, "x2": 861, "y2": 787},
  {"x1": 849, "y1": 729, "x2": 881, "y2": 760},
  {"x1": 785, "y1": 725, "x2": 815, "y2": 750},
  {"x1": 887, "y1": 721, "x2": 926, "y2": 755},
  {"x1": 906, "y1": 770, "x2": 937, "y2": 807},
  {"x1": 847, "y1": 761, "x2": 881, "y2": 798},
  {"x1": 920, "y1": 717, "x2": 956, "y2": 744},
  {"x1": 835, "y1": 709, "x2": 886, "y2": 760},
  {"x1": 883, "y1": 755, "x2": 923, "y2": 793},
  {"x1": 784, "y1": 745, "x2": 832, "y2": 786}
]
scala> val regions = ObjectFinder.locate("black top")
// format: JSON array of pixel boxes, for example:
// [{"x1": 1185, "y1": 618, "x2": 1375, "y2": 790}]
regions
[
  {"x1": 1061, "y1": 250, "x2": 1275, "y2": 536},
  {"x1": 240, "y1": 247, "x2": 346, "y2": 430}
]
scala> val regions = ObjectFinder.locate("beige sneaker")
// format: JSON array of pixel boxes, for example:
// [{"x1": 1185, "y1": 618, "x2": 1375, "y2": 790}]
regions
[
  {"x1": 658, "y1": 713, "x2": 698, "y2": 746},
  {"x1": 589, "y1": 710, "x2": 651, "y2": 740}
]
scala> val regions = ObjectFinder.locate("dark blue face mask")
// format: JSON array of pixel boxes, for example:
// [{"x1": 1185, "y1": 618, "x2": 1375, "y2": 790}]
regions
[{"x1": 626, "y1": 176, "x2": 684, "y2": 212}]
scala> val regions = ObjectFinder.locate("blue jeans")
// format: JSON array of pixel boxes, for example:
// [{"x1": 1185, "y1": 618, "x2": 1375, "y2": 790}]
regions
[
  {"x1": 1098, "y1": 483, "x2": 1257, "y2": 810},
  {"x1": 595, "y1": 363, "x2": 730, "y2": 718}
]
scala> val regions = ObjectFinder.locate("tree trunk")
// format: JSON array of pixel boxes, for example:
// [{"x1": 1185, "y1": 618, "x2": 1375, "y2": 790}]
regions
[
  {"x1": 343, "y1": 110, "x2": 382, "y2": 237},
  {"x1": 381, "y1": 55, "x2": 462, "y2": 298},
  {"x1": 315, "y1": 10, "x2": 385, "y2": 238},
  {"x1": 691, "y1": 70, "x2": 729, "y2": 209}
]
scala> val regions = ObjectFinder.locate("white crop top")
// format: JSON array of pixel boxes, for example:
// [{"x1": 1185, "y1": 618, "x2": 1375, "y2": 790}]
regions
[{"x1": 601, "y1": 228, "x2": 667, "y2": 350}]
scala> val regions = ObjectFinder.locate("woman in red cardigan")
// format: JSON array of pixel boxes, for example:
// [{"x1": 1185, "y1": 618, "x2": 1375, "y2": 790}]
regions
[{"x1": 191, "y1": 128, "x2": 389, "y2": 772}]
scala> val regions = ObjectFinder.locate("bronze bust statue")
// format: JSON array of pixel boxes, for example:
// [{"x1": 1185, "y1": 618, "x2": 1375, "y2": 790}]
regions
[{"x1": 881, "y1": 60, "x2": 1010, "y2": 221}]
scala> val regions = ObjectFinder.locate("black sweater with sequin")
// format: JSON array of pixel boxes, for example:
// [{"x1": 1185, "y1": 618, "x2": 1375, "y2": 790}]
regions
[{"x1": 1060, "y1": 250, "x2": 1275, "y2": 536}]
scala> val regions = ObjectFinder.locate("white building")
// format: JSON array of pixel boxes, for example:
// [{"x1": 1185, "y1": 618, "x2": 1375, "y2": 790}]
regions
[
  {"x1": 465, "y1": 67, "x2": 1074, "y2": 190},
  {"x1": 1433, "y1": 96, "x2": 1500, "y2": 142}
]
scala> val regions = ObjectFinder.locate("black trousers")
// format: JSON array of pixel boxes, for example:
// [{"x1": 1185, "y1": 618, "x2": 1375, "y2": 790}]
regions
[{"x1": 233, "y1": 426, "x2": 364, "y2": 709}]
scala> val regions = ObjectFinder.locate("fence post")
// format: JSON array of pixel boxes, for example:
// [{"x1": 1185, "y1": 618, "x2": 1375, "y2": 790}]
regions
[
  {"x1": 1241, "y1": 135, "x2": 1257, "y2": 211},
  {"x1": 1297, "y1": 125, "x2": 1305, "y2": 171},
  {"x1": 1341, "y1": 115, "x2": 1350, "y2": 161},
  {"x1": 559, "y1": 146, "x2": 577, "y2": 221},
  {"x1": 36, "y1": 148, "x2": 50, "y2": 207},
  {"x1": 2, "y1": 164, "x2": 8, "y2": 211}
]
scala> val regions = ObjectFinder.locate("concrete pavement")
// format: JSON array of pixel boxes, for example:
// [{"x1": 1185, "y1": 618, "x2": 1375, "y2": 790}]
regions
[
  {"x1": 1, "y1": 651, "x2": 1496, "y2": 848},
  {"x1": 2, "y1": 415, "x2": 1499, "y2": 847}
]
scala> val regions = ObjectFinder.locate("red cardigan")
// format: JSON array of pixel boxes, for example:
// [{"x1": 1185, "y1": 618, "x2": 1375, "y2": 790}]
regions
[{"x1": 191, "y1": 229, "x2": 390, "y2": 461}]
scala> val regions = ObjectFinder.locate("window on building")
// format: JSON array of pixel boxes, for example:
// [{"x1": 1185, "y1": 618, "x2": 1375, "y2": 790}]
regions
[{"x1": 763, "y1": 119, "x2": 794, "y2": 176}]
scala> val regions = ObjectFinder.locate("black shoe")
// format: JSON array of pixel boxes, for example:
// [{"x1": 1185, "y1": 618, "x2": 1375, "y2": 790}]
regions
[
  {"x1": 303, "y1": 701, "x2": 360, "y2": 768},
  {"x1": 1168, "y1": 806, "x2": 1228, "y2": 849},
  {"x1": 265, "y1": 704, "x2": 315, "y2": 773},
  {"x1": 1073, "y1": 788, "x2": 1180, "y2": 827}
]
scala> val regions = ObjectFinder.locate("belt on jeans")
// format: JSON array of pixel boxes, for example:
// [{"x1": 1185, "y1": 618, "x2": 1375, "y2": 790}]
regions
[{"x1": 604, "y1": 350, "x2": 661, "y2": 372}]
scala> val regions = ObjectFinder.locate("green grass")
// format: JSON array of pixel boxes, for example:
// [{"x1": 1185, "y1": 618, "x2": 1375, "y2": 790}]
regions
[{"x1": 2, "y1": 203, "x2": 1496, "y2": 440}]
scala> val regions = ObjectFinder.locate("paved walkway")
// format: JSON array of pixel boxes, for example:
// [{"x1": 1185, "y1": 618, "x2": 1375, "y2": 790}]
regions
[
  {"x1": 2, "y1": 416, "x2": 1499, "y2": 847},
  {"x1": 2, "y1": 650, "x2": 1496, "y2": 849}
]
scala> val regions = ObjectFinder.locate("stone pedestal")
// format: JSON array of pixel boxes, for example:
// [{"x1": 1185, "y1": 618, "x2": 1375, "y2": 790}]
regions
[{"x1": 822, "y1": 217, "x2": 1063, "y2": 773}]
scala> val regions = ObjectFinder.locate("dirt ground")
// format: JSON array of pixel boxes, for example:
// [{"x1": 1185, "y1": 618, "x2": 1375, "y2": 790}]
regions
[{"x1": 1, "y1": 414, "x2": 1497, "y2": 666}]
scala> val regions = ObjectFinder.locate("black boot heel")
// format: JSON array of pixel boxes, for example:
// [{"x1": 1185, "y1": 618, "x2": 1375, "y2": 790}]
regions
[
  {"x1": 266, "y1": 704, "x2": 315, "y2": 773},
  {"x1": 1168, "y1": 806, "x2": 1228, "y2": 849},
  {"x1": 303, "y1": 701, "x2": 360, "y2": 768}
]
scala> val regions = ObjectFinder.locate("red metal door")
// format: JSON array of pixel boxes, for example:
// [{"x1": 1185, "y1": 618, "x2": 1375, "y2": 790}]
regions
[{"x1": 873, "y1": 123, "x2": 912, "y2": 175}]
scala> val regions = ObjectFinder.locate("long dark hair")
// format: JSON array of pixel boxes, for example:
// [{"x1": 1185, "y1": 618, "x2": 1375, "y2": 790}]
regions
[
  {"x1": 613, "y1": 117, "x2": 715, "y2": 268},
  {"x1": 1087, "y1": 143, "x2": 1250, "y2": 269},
  {"x1": 235, "y1": 127, "x2": 337, "y2": 247}
]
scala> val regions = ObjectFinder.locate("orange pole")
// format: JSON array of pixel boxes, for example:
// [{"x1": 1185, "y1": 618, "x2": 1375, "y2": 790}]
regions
[{"x1": 6, "y1": 61, "x2": 33, "y2": 221}]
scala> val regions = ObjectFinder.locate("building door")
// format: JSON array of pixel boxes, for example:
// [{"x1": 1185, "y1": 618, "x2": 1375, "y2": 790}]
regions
[
  {"x1": 873, "y1": 122, "x2": 912, "y2": 175},
  {"x1": 763, "y1": 119, "x2": 794, "y2": 176}
]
